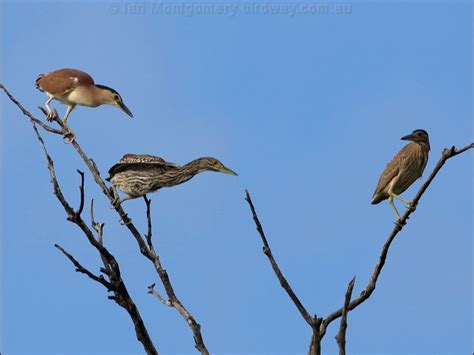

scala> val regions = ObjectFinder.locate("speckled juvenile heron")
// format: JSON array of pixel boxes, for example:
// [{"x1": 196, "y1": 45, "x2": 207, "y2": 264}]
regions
[
  {"x1": 106, "y1": 154, "x2": 238, "y2": 204},
  {"x1": 35, "y1": 68, "x2": 133, "y2": 142},
  {"x1": 371, "y1": 129, "x2": 430, "y2": 220}
]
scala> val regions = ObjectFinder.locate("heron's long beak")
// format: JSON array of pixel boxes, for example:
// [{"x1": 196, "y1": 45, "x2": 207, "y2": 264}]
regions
[
  {"x1": 401, "y1": 133, "x2": 415, "y2": 141},
  {"x1": 118, "y1": 101, "x2": 134, "y2": 118},
  {"x1": 219, "y1": 165, "x2": 238, "y2": 176}
]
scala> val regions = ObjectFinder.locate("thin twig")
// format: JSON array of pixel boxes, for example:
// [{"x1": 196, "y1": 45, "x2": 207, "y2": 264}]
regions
[
  {"x1": 148, "y1": 283, "x2": 172, "y2": 307},
  {"x1": 245, "y1": 190, "x2": 314, "y2": 327},
  {"x1": 90, "y1": 198, "x2": 111, "y2": 276},
  {"x1": 144, "y1": 196, "x2": 153, "y2": 249},
  {"x1": 0, "y1": 84, "x2": 63, "y2": 134},
  {"x1": 75, "y1": 170, "x2": 85, "y2": 218},
  {"x1": 54, "y1": 243, "x2": 113, "y2": 291},
  {"x1": 335, "y1": 277, "x2": 355, "y2": 355},
  {"x1": 90, "y1": 199, "x2": 105, "y2": 244}
]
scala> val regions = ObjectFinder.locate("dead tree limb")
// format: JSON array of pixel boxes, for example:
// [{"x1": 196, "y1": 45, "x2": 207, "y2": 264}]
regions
[
  {"x1": 335, "y1": 277, "x2": 355, "y2": 355},
  {"x1": 148, "y1": 283, "x2": 173, "y2": 307},
  {"x1": 245, "y1": 190, "x2": 322, "y2": 355},
  {"x1": 245, "y1": 190, "x2": 314, "y2": 327},
  {"x1": 320, "y1": 143, "x2": 474, "y2": 337},
  {"x1": 1, "y1": 83, "x2": 208, "y2": 354},
  {"x1": 245, "y1": 143, "x2": 473, "y2": 353},
  {"x1": 54, "y1": 243, "x2": 113, "y2": 290},
  {"x1": 30, "y1": 122, "x2": 157, "y2": 354},
  {"x1": 143, "y1": 196, "x2": 209, "y2": 354}
]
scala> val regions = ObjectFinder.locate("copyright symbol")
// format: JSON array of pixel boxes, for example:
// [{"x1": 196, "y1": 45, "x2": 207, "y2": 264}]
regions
[{"x1": 108, "y1": 1, "x2": 120, "y2": 14}]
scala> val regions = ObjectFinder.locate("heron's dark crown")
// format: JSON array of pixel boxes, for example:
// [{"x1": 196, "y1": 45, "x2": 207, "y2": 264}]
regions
[
  {"x1": 96, "y1": 84, "x2": 123, "y2": 100},
  {"x1": 412, "y1": 129, "x2": 428, "y2": 137},
  {"x1": 405, "y1": 129, "x2": 430, "y2": 151}
]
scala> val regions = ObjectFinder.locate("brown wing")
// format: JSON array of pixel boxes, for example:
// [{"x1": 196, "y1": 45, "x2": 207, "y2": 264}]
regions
[
  {"x1": 371, "y1": 145, "x2": 411, "y2": 204},
  {"x1": 35, "y1": 68, "x2": 94, "y2": 95},
  {"x1": 107, "y1": 154, "x2": 178, "y2": 181}
]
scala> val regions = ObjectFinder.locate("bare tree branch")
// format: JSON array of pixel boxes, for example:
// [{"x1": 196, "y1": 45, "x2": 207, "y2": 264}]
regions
[
  {"x1": 90, "y1": 198, "x2": 112, "y2": 277},
  {"x1": 246, "y1": 143, "x2": 473, "y2": 353},
  {"x1": 144, "y1": 196, "x2": 153, "y2": 248},
  {"x1": 0, "y1": 84, "x2": 63, "y2": 134},
  {"x1": 148, "y1": 283, "x2": 172, "y2": 307},
  {"x1": 320, "y1": 143, "x2": 474, "y2": 336},
  {"x1": 244, "y1": 190, "x2": 314, "y2": 327},
  {"x1": 90, "y1": 199, "x2": 105, "y2": 244},
  {"x1": 1, "y1": 84, "x2": 158, "y2": 354},
  {"x1": 42, "y1": 132, "x2": 157, "y2": 355},
  {"x1": 2, "y1": 83, "x2": 208, "y2": 354},
  {"x1": 54, "y1": 243, "x2": 113, "y2": 290},
  {"x1": 143, "y1": 196, "x2": 209, "y2": 354},
  {"x1": 6, "y1": 81, "x2": 471, "y2": 354},
  {"x1": 335, "y1": 277, "x2": 355, "y2": 355},
  {"x1": 245, "y1": 190, "x2": 323, "y2": 354},
  {"x1": 75, "y1": 170, "x2": 85, "y2": 218},
  {"x1": 308, "y1": 318, "x2": 323, "y2": 355}
]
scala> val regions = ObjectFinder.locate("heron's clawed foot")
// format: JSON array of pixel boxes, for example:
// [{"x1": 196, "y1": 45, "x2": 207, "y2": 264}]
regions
[
  {"x1": 62, "y1": 126, "x2": 76, "y2": 144},
  {"x1": 46, "y1": 111, "x2": 57, "y2": 122},
  {"x1": 119, "y1": 215, "x2": 132, "y2": 225},
  {"x1": 407, "y1": 202, "x2": 417, "y2": 213},
  {"x1": 110, "y1": 196, "x2": 121, "y2": 209},
  {"x1": 395, "y1": 218, "x2": 406, "y2": 229}
]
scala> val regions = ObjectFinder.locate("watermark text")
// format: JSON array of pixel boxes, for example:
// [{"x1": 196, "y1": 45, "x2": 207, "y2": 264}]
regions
[{"x1": 107, "y1": 1, "x2": 353, "y2": 17}]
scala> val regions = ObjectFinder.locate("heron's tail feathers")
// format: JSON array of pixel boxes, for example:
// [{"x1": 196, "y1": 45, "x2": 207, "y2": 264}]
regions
[{"x1": 371, "y1": 193, "x2": 385, "y2": 205}]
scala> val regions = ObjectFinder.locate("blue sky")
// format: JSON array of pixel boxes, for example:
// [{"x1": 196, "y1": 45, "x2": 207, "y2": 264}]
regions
[{"x1": 1, "y1": 0, "x2": 472, "y2": 354}]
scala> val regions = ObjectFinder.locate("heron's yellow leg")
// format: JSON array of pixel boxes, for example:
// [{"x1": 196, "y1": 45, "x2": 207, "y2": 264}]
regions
[
  {"x1": 45, "y1": 96, "x2": 56, "y2": 121},
  {"x1": 60, "y1": 105, "x2": 77, "y2": 144},
  {"x1": 62, "y1": 104, "x2": 76, "y2": 124},
  {"x1": 110, "y1": 186, "x2": 129, "y2": 209},
  {"x1": 110, "y1": 191, "x2": 136, "y2": 209},
  {"x1": 388, "y1": 197, "x2": 401, "y2": 220},
  {"x1": 392, "y1": 193, "x2": 411, "y2": 206},
  {"x1": 62, "y1": 125, "x2": 76, "y2": 144},
  {"x1": 109, "y1": 186, "x2": 120, "y2": 208}
]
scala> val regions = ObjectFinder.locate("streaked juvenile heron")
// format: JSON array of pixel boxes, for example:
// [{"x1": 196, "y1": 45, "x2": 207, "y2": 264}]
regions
[
  {"x1": 106, "y1": 154, "x2": 238, "y2": 204},
  {"x1": 371, "y1": 129, "x2": 430, "y2": 220},
  {"x1": 35, "y1": 68, "x2": 133, "y2": 142}
]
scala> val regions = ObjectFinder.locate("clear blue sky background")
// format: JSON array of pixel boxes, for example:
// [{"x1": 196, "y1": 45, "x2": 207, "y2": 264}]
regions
[{"x1": 1, "y1": 1, "x2": 472, "y2": 354}]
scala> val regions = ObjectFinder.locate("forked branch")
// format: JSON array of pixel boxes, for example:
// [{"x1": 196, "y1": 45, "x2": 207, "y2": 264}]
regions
[
  {"x1": 320, "y1": 143, "x2": 474, "y2": 336},
  {"x1": 335, "y1": 277, "x2": 355, "y2": 355},
  {"x1": 246, "y1": 143, "x2": 473, "y2": 353},
  {"x1": 1, "y1": 83, "x2": 208, "y2": 355},
  {"x1": 143, "y1": 195, "x2": 209, "y2": 354},
  {"x1": 29, "y1": 120, "x2": 157, "y2": 354},
  {"x1": 54, "y1": 243, "x2": 113, "y2": 291}
]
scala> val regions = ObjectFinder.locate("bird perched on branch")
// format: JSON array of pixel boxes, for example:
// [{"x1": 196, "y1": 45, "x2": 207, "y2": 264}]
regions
[
  {"x1": 35, "y1": 68, "x2": 133, "y2": 142},
  {"x1": 106, "y1": 154, "x2": 238, "y2": 204},
  {"x1": 371, "y1": 129, "x2": 430, "y2": 220}
]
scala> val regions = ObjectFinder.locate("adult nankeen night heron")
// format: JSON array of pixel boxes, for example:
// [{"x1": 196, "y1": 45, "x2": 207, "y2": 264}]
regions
[
  {"x1": 35, "y1": 68, "x2": 133, "y2": 142},
  {"x1": 371, "y1": 129, "x2": 430, "y2": 220},
  {"x1": 106, "y1": 154, "x2": 238, "y2": 204}
]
